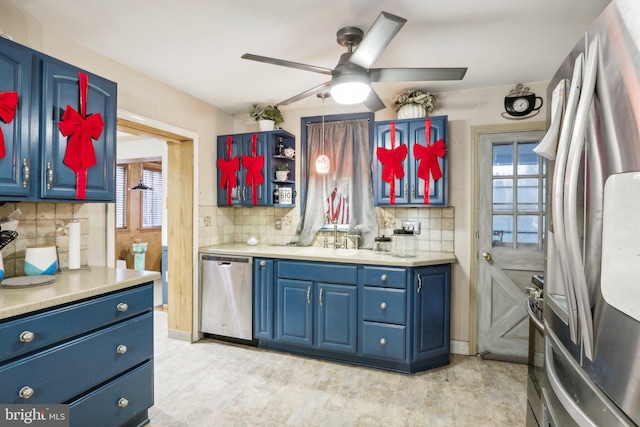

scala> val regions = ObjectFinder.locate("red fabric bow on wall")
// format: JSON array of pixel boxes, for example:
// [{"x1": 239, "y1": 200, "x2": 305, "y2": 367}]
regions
[
  {"x1": 413, "y1": 119, "x2": 446, "y2": 204},
  {"x1": 58, "y1": 72, "x2": 104, "y2": 199},
  {"x1": 241, "y1": 134, "x2": 264, "y2": 205},
  {"x1": 217, "y1": 135, "x2": 239, "y2": 205},
  {"x1": 0, "y1": 91, "x2": 19, "y2": 160},
  {"x1": 376, "y1": 122, "x2": 407, "y2": 204}
]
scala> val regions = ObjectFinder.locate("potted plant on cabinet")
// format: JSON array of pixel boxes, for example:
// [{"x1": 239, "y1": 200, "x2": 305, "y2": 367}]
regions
[
  {"x1": 249, "y1": 104, "x2": 284, "y2": 131},
  {"x1": 392, "y1": 90, "x2": 436, "y2": 119},
  {"x1": 275, "y1": 163, "x2": 290, "y2": 181}
]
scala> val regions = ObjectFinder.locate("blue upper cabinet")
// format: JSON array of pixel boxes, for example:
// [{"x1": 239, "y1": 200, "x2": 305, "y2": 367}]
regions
[
  {"x1": 216, "y1": 129, "x2": 295, "y2": 207},
  {"x1": 374, "y1": 115, "x2": 448, "y2": 207},
  {"x1": 0, "y1": 37, "x2": 33, "y2": 198},
  {"x1": 0, "y1": 37, "x2": 117, "y2": 202},
  {"x1": 41, "y1": 58, "x2": 117, "y2": 201}
]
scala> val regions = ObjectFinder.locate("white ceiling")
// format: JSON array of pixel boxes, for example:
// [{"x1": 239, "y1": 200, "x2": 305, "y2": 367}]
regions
[{"x1": 8, "y1": 0, "x2": 611, "y2": 115}]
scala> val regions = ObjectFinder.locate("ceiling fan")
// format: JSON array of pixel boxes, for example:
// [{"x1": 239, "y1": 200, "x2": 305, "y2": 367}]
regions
[{"x1": 242, "y1": 11, "x2": 467, "y2": 112}]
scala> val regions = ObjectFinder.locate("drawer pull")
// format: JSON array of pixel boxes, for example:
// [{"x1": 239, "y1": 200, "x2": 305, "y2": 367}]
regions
[
  {"x1": 116, "y1": 345, "x2": 128, "y2": 354},
  {"x1": 19, "y1": 331, "x2": 35, "y2": 343},
  {"x1": 381, "y1": 274, "x2": 388, "y2": 282},
  {"x1": 380, "y1": 302, "x2": 387, "y2": 310},
  {"x1": 260, "y1": 260, "x2": 267, "y2": 267},
  {"x1": 19, "y1": 386, "x2": 34, "y2": 399},
  {"x1": 118, "y1": 398, "x2": 129, "y2": 408},
  {"x1": 380, "y1": 338, "x2": 387, "y2": 346},
  {"x1": 117, "y1": 303, "x2": 129, "y2": 312}
]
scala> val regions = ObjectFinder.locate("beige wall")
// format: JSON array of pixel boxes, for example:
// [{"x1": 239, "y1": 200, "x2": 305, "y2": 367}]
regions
[{"x1": 1, "y1": 1, "x2": 548, "y2": 352}]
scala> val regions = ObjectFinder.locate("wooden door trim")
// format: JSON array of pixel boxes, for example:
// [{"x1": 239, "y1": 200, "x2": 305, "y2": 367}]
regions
[
  {"x1": 470, "y1": 121, "x2": 545, "y2": 356},
  {"x1": 115, "y1": 113, "x2": 198, "y2": 343}
]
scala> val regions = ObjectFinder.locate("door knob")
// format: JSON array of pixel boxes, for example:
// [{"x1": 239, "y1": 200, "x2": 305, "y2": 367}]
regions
[{"x1": 482, "y1": 252, "x2": 492, "y2": 261}]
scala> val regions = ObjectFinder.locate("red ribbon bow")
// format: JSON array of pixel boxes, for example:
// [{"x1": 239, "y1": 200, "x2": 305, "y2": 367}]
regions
[
  {"x1": 241, "y1": 134, "x2": 264, "y2": 205},
  {"x1": 0, "y1": 91, "x2": 19, "y2": 160},
  {"x1": 217, "y1": 135, "x2": 239, "y2": 205},
  {"x1": 58, "y1": 73, "x2": 104, "y2": 199},
  {"x1": 376, "y1": 122, "x2": 407, "y2": 204},
  {"x1": 413, "y1": 120, "x2": 446, "y2": 204}
]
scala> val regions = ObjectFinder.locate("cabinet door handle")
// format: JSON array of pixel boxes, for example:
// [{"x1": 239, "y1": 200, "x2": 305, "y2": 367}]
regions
[
  {"x1": 380, "y1": 302, "x2": 387, "y2": 310},
  {"x1": 22, "y1": 159, "x2": 29, "y2": 188},
  {"x1": 116, "y1": 344, "x2": 128, "y2": 354},
  {"x1": 117, "y1": 302, "x2": 128, "y2": 312},
  {"x1": 306, "y1": 286, "x2": 311, "y2": 304},
  {"x1": 411, "y1": 183, "x2": 415, "y2": 198},
  {"x1": 319, "y1": 289, "x2": 323, "y2": 307},
  {"x1": 403, "y1": 182, "x2": 408, "y2": 196},
  {"x1": 19, "y1": 386, "x2": 34, "y2": 399},
  {"x1": 19, "y1": 331, "x2": 35, "y2": 343},
  {"x1": 417, "y1": 274, "x2": 423, "y2": 294},
  {"x1": 118, "y1": 398, "x2": 129, "y2": 408},
  {"x1": 260, "y1": 260, "x2": 267, "y2": 267},
  {"x1": 380, "y1": 338, "x2": 387, "y2": 346},
  {"x1": 381, "y1": 274, "x2": 388, "y2": 282},
  {"x1": 47, "y1": 162, "x2": 53, "y2": 190}
]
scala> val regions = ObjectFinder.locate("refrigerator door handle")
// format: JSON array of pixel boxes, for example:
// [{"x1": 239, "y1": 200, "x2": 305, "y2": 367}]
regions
[
  {"x1": 564, "y1": 38, "x2": 599, "y2": 361},
  {"x1": 545, "y1": 336, "x2": 598, "y2": 427},
  {"x1": 551, "y1": 54, "x2": 584, "y2": 343}
]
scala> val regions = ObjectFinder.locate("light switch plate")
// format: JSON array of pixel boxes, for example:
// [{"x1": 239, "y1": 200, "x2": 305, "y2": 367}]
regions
[
  {"x1": 275, "y1": 219, "x2": 282, "y2": 230},
  {"x1": 402, "y1": 220, "x2": 421, "y2": 235}
]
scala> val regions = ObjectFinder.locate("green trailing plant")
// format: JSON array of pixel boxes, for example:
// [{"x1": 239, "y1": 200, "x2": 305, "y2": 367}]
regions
[
  {"x1": 391, "y1": 90, "x2": 436, "y2": 113},
  {"x1": 249, "y1": 104, "x2": 284, "y2": 125},
  {"x1": 276, "y1": 163, "x2": 289, "y2": 172}
]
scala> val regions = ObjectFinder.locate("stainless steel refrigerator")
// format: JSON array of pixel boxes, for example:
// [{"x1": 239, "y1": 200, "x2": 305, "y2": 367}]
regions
[{"x1": 533, "y1": 0, "x2": 640, "y2": 425}]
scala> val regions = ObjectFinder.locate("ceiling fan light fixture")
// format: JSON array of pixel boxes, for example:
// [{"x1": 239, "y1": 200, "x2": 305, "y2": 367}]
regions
[{"x1": 330, "y1": 73, "x2": 371, "y2": 105}]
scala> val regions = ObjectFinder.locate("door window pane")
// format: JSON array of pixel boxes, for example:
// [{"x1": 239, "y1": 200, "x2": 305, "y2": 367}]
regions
[
  {"x1": 517, "y1": 142, "x2": 539, "y2": 175},
  {"x1": 517, "y1": 215, "x2": 539, "y2": 246},
  {"x1": 493, "y1": 179, "x2": 513, "y2": 212},
  {"x1": 493, "y1": 215, "x2": 513, "y2": 246},
  {"x1": 493, "y1": 144, "x2": 513, "y2": 176},
  {"x1": 517, "y1": 178, "x2": 539, "y2": 212}
]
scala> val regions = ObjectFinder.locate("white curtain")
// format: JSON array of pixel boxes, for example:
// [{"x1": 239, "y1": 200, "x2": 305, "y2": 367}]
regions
[{"x1": 292, "y1": 118, "x2": 378, "y2": 248}]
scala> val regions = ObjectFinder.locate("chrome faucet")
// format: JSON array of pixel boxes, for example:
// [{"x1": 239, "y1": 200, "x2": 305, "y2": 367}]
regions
[{"x1": 323, "y1": 215, "x2": 344, "y2": 249}]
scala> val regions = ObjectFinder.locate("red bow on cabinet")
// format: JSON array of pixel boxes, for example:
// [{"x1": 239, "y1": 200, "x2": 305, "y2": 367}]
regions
[
  {"x1": 376, "y1": 122, "x2": 407, "y2": 204},
  {"x1": 217, "y1": 135, "x2": 239, "y2": 205},
  {"x1": 0, "y1": 91, "x2": 19, "y2": 160},
  {"x1": 413, "y1": 120, "x2": 446, "y2": 204},
  {"x1": 58, "y1": 73, "x2": 104, "y2": 199},
  {"x1": 241, "y1": 134, "x2": 264, "y2": 205}
]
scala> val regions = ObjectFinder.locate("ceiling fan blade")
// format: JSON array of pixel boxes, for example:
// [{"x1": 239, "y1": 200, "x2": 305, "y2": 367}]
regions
[
  {"x1": 348, "y1": 12, "x2": 406, "y2": 70},
  {"x1": 278, "y1": 81, "x2": 331, "y2": 106},
  {"x1": 369, "y1": 67, "x2": 468, "y2": 82},
  {"x1": 241, "y1": 53, "x2": 333, "y2": 75},
  {"x1": 363, "y1": 89, "x2": 386, "y2": 112}
]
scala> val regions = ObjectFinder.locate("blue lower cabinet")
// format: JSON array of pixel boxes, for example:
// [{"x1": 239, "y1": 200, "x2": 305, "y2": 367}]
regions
[
  {"x1": 317, "y1": 283, "x2": 357, "y2": 354},
  {"x1": 256, "y1": 259, "x2": 451, "y2": 373}
]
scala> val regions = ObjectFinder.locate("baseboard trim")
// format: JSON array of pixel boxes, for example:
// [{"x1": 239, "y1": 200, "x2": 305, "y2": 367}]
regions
[
  {"x1": 168, "y1": 328, "x2": 192, "y2": 342},
  {"x1": 450, "y1": 340, "x2": 470, "y2": 355}
]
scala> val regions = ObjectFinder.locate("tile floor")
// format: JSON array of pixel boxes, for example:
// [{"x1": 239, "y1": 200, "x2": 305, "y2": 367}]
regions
[{"x1": 149, "y1": 311, "x2": 527, "y2": 427}]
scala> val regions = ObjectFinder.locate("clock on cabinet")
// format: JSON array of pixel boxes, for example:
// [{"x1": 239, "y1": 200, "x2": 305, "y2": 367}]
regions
[{"x1": 503, "y1": 84, "x2": 543, "y2": 118}]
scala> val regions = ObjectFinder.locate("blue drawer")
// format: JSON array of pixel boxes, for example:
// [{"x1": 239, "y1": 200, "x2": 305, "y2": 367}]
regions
[
  {"x1": 362, "y1": 267, "x2": 406, "y2": 289},
  {"x1": 362, "y1": 287, "x2": 406, "y2": 325},
  {"x1": 0, "y1": 284, "x2": 153, "y2": 363},
  {"x1": 277, "y1": 261, "x2": 357, "y2": 285},
  {"x1": 70, "y1": 361, "x2": 153, "y2": 427},
  {"x1": 0, "y1": 312, "x2": 153, "y2": 404},
  {"x1": 361, "y1": 321, "x2": 406, "y2": 361}
]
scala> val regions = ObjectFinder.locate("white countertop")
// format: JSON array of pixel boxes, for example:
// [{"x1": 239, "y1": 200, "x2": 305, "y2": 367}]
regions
[
  {"x1": 199, "y1": 243, "x2": 456, "y2": 267},
  {"x1": 0, "y1": 266, "x2": 161, "y2": 320}
]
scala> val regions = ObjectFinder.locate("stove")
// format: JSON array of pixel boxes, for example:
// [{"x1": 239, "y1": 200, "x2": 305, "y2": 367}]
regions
[{"x1": 526, "y1": 275, "x2": 545, "y2": 427}]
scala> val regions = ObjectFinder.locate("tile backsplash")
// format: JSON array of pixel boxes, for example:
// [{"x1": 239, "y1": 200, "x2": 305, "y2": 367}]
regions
[
  {"x1": 0, "y1": 202, "x2": 89, "y2": 278},
  {"x1": 198, "y1": 205, "x2": 454, "y2": 252}
]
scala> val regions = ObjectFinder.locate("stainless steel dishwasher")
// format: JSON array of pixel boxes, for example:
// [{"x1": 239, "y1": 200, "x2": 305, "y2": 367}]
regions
[{"x1": 200, "y1": 254, "x2": 253, "y2": 341}]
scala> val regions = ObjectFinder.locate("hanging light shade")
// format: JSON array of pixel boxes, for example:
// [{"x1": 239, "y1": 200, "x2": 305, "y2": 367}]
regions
[
  {"x1": 128, "y1": 180, "x2": 153, "y2": 191},
  {"x1": 316, "y1": 93, "x2": 331, "y2": 174}
]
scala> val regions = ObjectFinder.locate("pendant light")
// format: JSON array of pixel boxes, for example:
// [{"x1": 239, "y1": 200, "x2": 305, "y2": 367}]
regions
[
  {"x1": 128, "y1": 166, "x2": 153, "y2": 191},
  {"x1": 315, "y1": 93, "x2": 330, "y2": 174}
]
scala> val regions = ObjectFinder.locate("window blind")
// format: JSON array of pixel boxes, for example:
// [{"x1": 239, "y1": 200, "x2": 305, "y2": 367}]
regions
[
  {"x1": 142, "y1": 168, "x2": 163, "y2": 228},
  {"x1": 115, "y1": 165, "x2": 127, "y2": 229}
]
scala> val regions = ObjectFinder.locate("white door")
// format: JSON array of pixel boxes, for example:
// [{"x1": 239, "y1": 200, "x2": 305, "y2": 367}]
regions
[{"x1": 477, "y1": 130, "x2": 546, "y2": 361}]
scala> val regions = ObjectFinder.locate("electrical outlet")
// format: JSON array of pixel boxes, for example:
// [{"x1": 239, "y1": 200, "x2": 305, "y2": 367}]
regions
[
  {"x1": 402, "y1": 220, "x2": 421, "y2": 235},
  {"x1": 275, "y1": 219, "x2": 282, "y2": 230}
]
